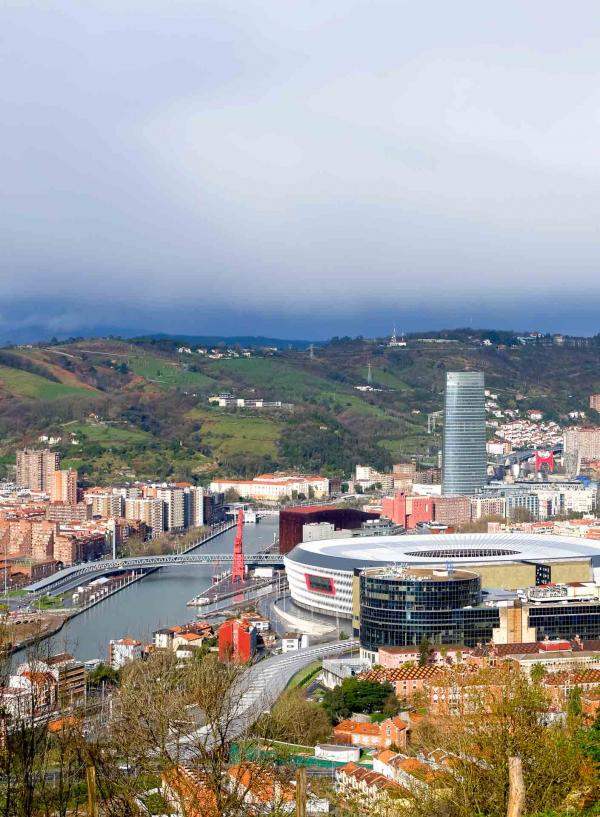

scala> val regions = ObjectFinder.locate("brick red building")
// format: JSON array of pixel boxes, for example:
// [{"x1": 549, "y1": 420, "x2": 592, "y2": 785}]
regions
[
  {"x1": 381, "y1": 493, "x2": 433, "y2": 529},
  {"x1": 278, "y1": 506, "x2": 379, "y2": 554},
  {"x1": 218, "y1": 619, "x2": 257, "y2": 663},
  {"x1": 333, "y1": 716, "x2": 407, "y2": 750},
  {"x1": 358, "y1": 665, "x2": 443, "y2": 700},
  {"x1": 433, "y1": 496, "x2": 472, "y2": 527}
]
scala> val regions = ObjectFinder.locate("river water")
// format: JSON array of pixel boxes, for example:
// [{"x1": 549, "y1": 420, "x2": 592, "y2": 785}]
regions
[{"x1": 46, "y1": 519, "x2": 279, "y2": 662}]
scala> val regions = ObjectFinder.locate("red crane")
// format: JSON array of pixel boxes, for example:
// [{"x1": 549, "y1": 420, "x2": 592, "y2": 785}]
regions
[{"x1": 231, "y1": 509, "x2": 246, "y2": 584}]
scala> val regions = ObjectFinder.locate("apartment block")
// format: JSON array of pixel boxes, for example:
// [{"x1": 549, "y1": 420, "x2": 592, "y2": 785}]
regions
[
  {"x1": 16, "y1": 449, "x2": 60, "y2": 491},
  {"x1": 156, "y1": 488, "x2": 186, "y2": 532},
  {"x1": 88, "y1": 493, "x2": 124, "y2": 519},
  {"x1": 433, "y1": 496, "x2": 472, "y2": 527},
  {"x1": 47, "y1": 502, "x2": 92, "y2": 524},
  {"x1": 218, "y1": 618, "x2": 257, "y2": 662},
  {"x1": 590, "y1": 394, "x2": 600, "y2": 412},
  {"x1": 381, "y1": 492, "x2": 433, "y2": 529},
  {"x1": 564, "y1": 427, "x2": 600, "y2": 463},
  {"x1": 184, "y1": 485, "x2": 204, "y2": 528},
  {"x1": 31, "y1": 521, "x2": 58, "y2": 561},
  {"x1": 471, "y1": 496, "x2": 507, "y2": 521},
  {"x1": 50, "y1": 470, "x2": 78, "y2": 505},
  {"x1": 125, "y1": 497, "x2": 166, "y2": 538}
]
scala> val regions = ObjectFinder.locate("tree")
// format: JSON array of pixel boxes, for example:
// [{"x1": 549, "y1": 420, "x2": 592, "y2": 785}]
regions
[
  {"x1": 530, "y1": 662, "x2": 546, "y2": 684},
  {"x1": 567, "y1": 685, "x2": 583, "y2": 722},
  {"x1": 255, "y1": 689, "x2": 330, "y2": 746},
  {"x1": 87, "y1": 662, "x2": 119, "y2": 688},
  {"x1": 321, "y1": 678, "x2": 395, "y2": 722},
  {"x1": 90, "y1": 650, "x2": 302, "y2": 817},
  {"x1": 419, "y1": 636, "x2": 432, "y2": 667},
  {"x1": 511, "y1": 507, "x2": 535, "y2": 523},
  {"x1": 406, "y1": 671, "x2": 598, "y2": 817}
]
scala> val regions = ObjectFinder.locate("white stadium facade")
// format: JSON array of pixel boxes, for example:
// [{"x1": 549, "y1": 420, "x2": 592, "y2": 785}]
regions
[{"x1": 283, "y1": 533, "x2": 600, "y2": 619}]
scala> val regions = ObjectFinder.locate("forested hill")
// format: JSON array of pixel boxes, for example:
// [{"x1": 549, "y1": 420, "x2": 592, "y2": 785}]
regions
[{"x1": 0, "y1": 334, "x2": 599, "y2": 485}]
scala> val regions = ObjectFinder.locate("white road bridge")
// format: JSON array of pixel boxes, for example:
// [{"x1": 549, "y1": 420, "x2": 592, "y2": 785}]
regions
[{"x1": 26, "y1": 552, "x2": 284, "y2": 595}]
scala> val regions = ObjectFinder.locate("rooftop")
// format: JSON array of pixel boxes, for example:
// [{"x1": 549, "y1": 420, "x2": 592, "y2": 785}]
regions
[{"x1": 285, "y1": 532, "x2": 600, "y2": 571}]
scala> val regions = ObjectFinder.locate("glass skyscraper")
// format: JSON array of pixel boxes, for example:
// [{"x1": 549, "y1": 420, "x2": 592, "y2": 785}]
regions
[{"x1": 441, "y1": 371, "x2": 487, "y2": 495}]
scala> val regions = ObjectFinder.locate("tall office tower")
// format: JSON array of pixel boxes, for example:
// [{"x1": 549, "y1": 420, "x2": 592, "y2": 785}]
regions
[
  {"x1": 16, "y1": 449, "x2": 61, "y2": 491},
  {"x1": 441, "y1": 371, "x2": 487, "y2": 496}
]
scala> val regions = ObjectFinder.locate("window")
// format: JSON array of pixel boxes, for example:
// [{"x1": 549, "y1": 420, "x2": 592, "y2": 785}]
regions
[{"x1": 305, "y1": 574, "x2": 336, "y2": 595}]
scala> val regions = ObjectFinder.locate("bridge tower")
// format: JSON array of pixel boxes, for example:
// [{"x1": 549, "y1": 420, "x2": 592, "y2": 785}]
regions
[{"x1": 231, "y1": 509, "x2": 246, "y2": 584}]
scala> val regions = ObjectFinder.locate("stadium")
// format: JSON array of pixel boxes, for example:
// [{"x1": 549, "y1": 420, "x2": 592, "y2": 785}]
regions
[{"x1": 283, "y1": 532, "x2": 600, "y2": 618}]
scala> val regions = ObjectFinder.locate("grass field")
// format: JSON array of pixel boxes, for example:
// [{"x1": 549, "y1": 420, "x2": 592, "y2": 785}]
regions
[
  {"x1": 190, "y1": 408, "x2": 281, "y2": 457},
  {"x1": 127, "y1": 354, "x2": 216, "y2": 390},
  {"x1": 321, "y1": 391, "x2": 388, "y2": 417},
  {"x1": 0, "y1": 366, "x2": 92, "y2": 400},
  {"x1": 367, "y1": 367, "x2": 410, "y2": 390},
  {"x1": 286, "y1": 661, "x2": 322, "y2": 689},
  {"x1": 64, "y1": 420, "x2": 151, "y2": 449},
  {"x1": 205, "y1": 357, "x2": 337, "y2": 400}
]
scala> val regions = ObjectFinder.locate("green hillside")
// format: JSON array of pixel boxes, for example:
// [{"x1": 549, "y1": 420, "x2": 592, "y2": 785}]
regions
[{"x1": 0, "y1": 333, "x2": 598, "y2": 484}]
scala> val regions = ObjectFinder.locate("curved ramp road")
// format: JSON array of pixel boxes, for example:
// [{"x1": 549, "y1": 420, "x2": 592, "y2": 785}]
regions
[{"x1": 178, "y1": 640, "x2": 358, "y2": 756}]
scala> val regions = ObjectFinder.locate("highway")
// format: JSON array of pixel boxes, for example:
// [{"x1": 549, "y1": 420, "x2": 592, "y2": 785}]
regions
[{"x1": 178, "y1": 639, "x2": 359, "y2": 756}]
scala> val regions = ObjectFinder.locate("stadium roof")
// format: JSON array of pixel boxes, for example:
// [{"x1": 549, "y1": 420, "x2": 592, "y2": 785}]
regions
[{"x1": 284, "y1": 533, "x2": 600, "y2": 572}]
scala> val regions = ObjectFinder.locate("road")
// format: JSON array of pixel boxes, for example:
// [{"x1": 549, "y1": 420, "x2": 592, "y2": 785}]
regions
[{"x1": 178, "y1": 639, "x2": 359, "y2": 756}]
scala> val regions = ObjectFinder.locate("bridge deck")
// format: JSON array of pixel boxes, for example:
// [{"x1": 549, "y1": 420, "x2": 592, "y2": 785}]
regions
[{"x1": 27, "y1": 552, "x2": 284, "y2": 593}]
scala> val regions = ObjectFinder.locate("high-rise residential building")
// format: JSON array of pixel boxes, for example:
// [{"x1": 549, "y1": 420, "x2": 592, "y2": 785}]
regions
[
  {"x1": 124, "y1": 497, "x2": 165, "y2": 538},
  {"x1": 590, "y1": 394, "x2": 600, "y2": 412},
  {"x1": 184, "y1": 486, "x2": 204, "y2": 528},
  {"x1": 16, "y1": 449, "x2": 60, "y2": 491},
  {"x1": 432, "y1": 495, "x2": 472, "y2": 527},
  {"x1": 156, "y1": 488, "x2": 186, "y2": 532},
  {"x1": 563, "y1": 427, "x2": 600, "y2": 464},
  {"x1": 87, "y1": 493, "x2": 124, "y2": 519},
  {"x1": 50, "y1": 469, "x2": 78, "y2": 505},
  {"x1": 441, "y1": 371, "x2": 487, "y2": 496}
]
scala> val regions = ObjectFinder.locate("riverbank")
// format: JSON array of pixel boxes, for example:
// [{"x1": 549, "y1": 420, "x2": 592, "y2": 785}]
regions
[{"x1": 28, "y1": 519, "x2": 280, "y2": 662}]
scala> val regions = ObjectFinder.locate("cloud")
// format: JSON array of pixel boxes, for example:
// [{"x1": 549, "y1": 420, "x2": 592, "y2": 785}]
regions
[{"x1": 2, "y1": 0, "x2": 600, "y2": 338}]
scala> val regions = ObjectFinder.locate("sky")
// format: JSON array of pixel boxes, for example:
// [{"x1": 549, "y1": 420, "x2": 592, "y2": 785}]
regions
[{"x1": 2, "y1": 0, "x2": 600, "y2": 341}]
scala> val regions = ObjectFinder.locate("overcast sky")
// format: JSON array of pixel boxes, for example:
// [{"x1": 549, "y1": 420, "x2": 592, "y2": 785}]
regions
[{"x1": 2, "y1": 1, "x2": 600, "y2": 341}]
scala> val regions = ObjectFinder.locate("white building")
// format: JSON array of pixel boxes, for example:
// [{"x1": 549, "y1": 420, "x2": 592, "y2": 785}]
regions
[
  {"x1": 281, "y1": 633, "x2": 309, "y2": 652},
  {"x1": 109, "y1": 638, "x2": 143, "y2": 669},
  {"x1": 315, "y1": 744, "x2": 360, "y2": 763},
  {"x1": 210, "y1": 474, "x2": 329, "y2": 501}
]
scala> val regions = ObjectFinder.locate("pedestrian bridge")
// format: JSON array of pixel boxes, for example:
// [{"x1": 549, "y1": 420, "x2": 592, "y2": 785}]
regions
[{"x1": 27, "y1": 552, "x2": 284, "y2": 595}]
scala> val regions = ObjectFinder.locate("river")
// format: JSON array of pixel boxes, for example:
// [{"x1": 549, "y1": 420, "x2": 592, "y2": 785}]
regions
[{"x1": 45, "y1": 519, "x2": 279, "y2": 662}]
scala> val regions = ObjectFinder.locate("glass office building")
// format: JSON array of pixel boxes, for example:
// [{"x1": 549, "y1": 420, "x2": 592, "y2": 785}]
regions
[
  {"x1": 442, "y1": 371, "x2": 487, "y2": 496},
  {"x1": 527, "y1": 603, "x2": 600, "y2": 641},
  {"x1": 359, "y1": 566, "x2": 500, "y2": 654}
]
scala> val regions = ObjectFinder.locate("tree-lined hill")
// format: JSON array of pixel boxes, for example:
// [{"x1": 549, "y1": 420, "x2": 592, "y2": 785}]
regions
[{"x1": 0, "y1": 333, "x2": 599, "y2": 484}]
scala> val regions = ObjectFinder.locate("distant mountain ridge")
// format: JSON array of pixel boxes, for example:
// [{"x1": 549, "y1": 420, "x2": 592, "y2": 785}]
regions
[{"x1": 132, "y1": 333, "x2": 327, "y2": 350}]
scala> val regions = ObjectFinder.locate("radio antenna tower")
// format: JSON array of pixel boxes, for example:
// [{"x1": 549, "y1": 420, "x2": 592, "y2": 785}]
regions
[
  {"x1": 367, "y1": 362, "x2": 372, "y2": 384},
  {"x1": 231, "y1": 509, "x2": 246, "y2": 584}
]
